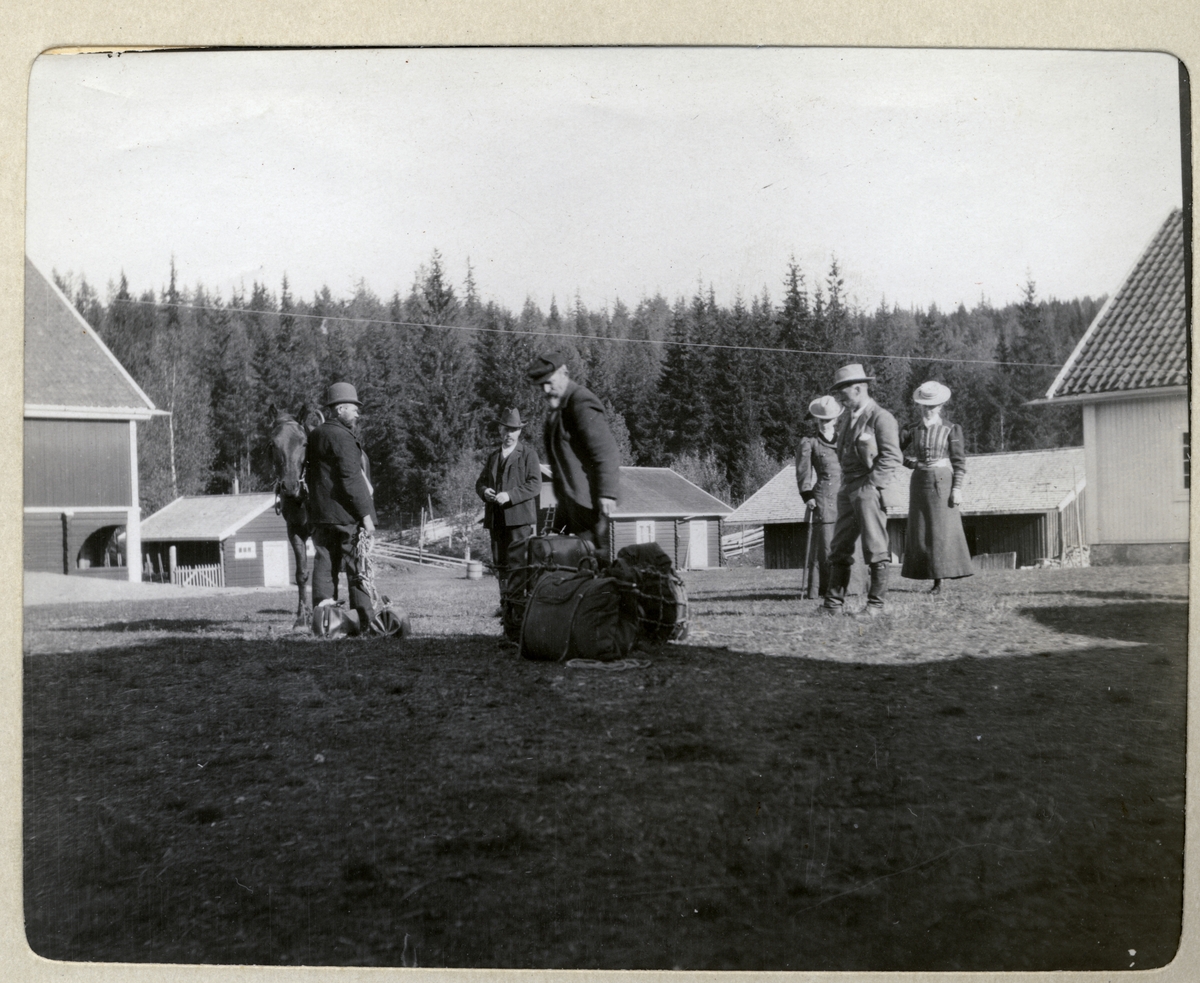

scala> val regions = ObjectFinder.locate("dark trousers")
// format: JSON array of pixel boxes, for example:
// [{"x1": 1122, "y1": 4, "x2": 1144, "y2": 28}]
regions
[
  {"x1": 490, "y1": 522, "x2": 535, "y2": 598},
  {"x1": 312, "y1": 523, "x2": 372, "y2": 623},
  {"x1": 806, "y1": 521, "x2": 835, "y2": 599},
  {"x1": 552, "y1": 496, "x2": 610, "y2": 555}
]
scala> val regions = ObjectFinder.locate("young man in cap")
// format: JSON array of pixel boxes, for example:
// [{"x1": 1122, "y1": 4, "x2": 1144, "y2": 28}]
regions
[
  {"x1": 306, "y1": 382, "x2": 377, "y2": 630},
  {"x1": 796, "y1": 394, "x2": 844, "y2": 599},
  {"x1": 525, "y1": 351, "x2": 620, "y2": 550},
  {"x1": 476, "y1": 408, "x2": 542, "y2": 613},
  {"x1": 823, "y1": 364, "x2": 902, "y2": 616}
]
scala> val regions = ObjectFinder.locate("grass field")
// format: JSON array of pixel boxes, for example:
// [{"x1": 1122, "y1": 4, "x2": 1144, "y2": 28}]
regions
[{"x1": 23, "y1": 562, "x2": 1187, "y2": 970}]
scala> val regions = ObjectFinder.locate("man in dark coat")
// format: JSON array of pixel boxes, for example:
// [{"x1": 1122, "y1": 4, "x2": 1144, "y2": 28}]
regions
[
  {"x1": 822, "y1": 363, "x2": 903, "y2": 616},
  {"x1": 796, "y1": 394, "x2": 844, "y2": 599},
  {"x1": 525, "y1": 351, "x2": 620, "y2": 550},
  {"x1": 475, "y1": 408, "x2": 542, "y2": 611},
  {"x1": 306, "y1": 381, "x2": 377, "y2": 630}
]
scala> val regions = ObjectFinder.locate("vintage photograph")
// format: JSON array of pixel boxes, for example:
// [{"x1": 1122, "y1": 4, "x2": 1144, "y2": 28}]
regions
[{"x1": 21, "y1": 47, "x2": 1187, "y2": 970}]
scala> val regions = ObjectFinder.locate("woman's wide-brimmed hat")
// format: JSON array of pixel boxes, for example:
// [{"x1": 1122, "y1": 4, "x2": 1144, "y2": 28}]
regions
[
  {"x1": 912, "y1": 381, "x2": 952, "y2": 406},
  {"x1": 831, "y1": 363, "x2": 875, "y2": 390},
  {"x1": 324, "y1": 381, "x2": 362, "y2": 407},
  {"x1": 808, "y1": 395, "x2": 844, "y2": 421},
  {"x1": 497, "y1": 408, "x2": 527, "y2": 430}
]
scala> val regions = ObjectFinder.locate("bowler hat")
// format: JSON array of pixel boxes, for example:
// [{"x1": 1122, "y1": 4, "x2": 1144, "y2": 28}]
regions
[
  {"x1": 324, "y1": 381, "x2": 362, "y2": 407},
  {"x1": 831, "y1": 363, "x2": 875, "y2": 390},
  {"x1": 525, "y1": 351, "x2": 569, "y2": 383},
  {"x1": 807, "y1": 395, "x2": 844, "y2": 421},
  {"x1": 913, "y1": 380, "x2": 952, "y2": 406},
  {"x1": 497, "y1": 407, "x2": 527, "y2": 429}
]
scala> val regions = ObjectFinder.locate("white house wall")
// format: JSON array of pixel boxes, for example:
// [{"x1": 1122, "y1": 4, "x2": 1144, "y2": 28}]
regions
[{"x1": 1084, "y1": 394, "x2": 1189, "y2": 544}]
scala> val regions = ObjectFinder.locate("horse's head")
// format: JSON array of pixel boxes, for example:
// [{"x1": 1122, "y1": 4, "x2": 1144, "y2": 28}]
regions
[{"x1": 269, "y1": 404, "x2": 308, "y2": 500}]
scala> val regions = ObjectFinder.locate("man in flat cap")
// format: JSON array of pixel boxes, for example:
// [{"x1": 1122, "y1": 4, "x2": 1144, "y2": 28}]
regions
[
  {"x1": 823, "y1": 364, "x2": 902, "y2": 616},
  {"x1": 307, "y1": 381, "x2": 377, "y2": 630},
  {"x1": 476, "y1": 407, "x2": 542, "y2": 613},
  {"x1": 525, "y1": 352, "x2": 620, "y2": 551}
]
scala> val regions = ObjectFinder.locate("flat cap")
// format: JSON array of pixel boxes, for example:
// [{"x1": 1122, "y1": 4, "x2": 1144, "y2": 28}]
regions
[{"x1": 525, "y1": 351, "x2": 569, "y2": 383}]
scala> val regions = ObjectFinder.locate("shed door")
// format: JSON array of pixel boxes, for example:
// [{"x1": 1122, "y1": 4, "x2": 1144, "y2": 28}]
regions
[
  {"x1": 688, "y1": 519, "x2": 709, "y2": 569},
  {"x1": 262, "y1": 540, "x2": 290, "y2": 587}
]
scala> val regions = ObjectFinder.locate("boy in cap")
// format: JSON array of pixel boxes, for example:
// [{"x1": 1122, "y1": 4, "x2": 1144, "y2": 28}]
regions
[
  {"x1": 823, "y1": 364, "x2": 902, "y2": 615},
  {"x1": 476, "y1": 408, "x2": 542, "y2": 613},
  {"x1": 525, "y1": 351, "x2": 620, "y2": 550},
  {"x1": 306, "y1": 382, "x2": 377, "y2": 630}
]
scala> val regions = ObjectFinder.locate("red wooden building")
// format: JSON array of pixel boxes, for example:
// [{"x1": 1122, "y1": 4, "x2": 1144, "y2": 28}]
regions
[{"x1": 23, "y1": 257, "x2": 160, "y2": 581}]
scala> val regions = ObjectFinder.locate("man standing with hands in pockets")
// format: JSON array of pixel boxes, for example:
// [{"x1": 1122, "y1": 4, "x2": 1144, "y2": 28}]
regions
[{"x1": 822, "y1": 364, "x2": 902, "y2": 617}]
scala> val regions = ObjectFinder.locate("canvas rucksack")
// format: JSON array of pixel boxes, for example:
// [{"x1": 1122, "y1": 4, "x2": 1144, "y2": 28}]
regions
[{"x1": 518, "y1": 570, "x2": 639, "y2": 662}]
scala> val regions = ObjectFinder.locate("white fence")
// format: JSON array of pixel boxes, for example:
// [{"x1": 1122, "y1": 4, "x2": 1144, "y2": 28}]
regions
[
  {"x1": 371, "y1": 540, "x2": 470, "y2": 570},
  {"x1": 171, "y1": 563, "x2": 225, "y2": 587}
]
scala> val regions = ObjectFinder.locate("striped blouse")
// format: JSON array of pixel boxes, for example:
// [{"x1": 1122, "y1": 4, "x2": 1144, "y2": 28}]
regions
[{"x1": 902, "y1": 421, "x2": 967, "y2": 490}]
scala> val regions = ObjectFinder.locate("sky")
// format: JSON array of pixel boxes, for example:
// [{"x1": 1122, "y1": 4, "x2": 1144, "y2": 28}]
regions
[{"x1": 26, "y1": 47, "x2": 1184, "y2": 316}]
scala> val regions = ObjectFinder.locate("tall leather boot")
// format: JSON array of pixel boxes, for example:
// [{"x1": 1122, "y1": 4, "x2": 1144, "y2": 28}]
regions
[
  {"x1": 822, "y1": 562, "x2": 851, "y2": 613},
  {"x1": 867, "y1": 561, "x2": 890, "y2": 612}
]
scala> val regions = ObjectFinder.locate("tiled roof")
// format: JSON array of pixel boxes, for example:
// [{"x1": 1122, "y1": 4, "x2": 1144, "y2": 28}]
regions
[
  {"x1": 1048, "y1": 209, "x2": 1187, "y2": 398},
  {"x1": 726, "y1": 447, "x2": 1086, "y2": 524},
  {"x1": 613, "y1": 467, "x2": 733, "y2": 517},
  {"x1": 24, "y1": 256, "x2": 157, "y2": 415},
  {"x1": 140, "y1": 494, "x2": 278, "y2": 541}
]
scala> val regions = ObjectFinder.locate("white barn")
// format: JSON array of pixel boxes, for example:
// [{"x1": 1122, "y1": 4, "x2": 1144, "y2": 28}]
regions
[{"x1": 1033, "y1": 209, "x2": 1188, "y2": 565}]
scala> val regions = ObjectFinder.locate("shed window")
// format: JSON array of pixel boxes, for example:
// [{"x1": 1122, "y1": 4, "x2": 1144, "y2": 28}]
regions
[
  {"x1": 636, "y1": 520, "x2": 655, "y2": 544},
  {"x1": 235, "y1": 541, "x2": 257, "y2": 559}
]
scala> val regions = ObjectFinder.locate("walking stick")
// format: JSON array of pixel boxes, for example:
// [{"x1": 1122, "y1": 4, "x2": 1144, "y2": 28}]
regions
[{"x1": 801, "y1": 501, "x2": 816, "y2": 596}]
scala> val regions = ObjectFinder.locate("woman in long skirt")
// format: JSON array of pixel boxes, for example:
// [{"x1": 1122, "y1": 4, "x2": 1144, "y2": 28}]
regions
[{"x1": 901, "y1": 381, "x2": 974, "y2": 593}]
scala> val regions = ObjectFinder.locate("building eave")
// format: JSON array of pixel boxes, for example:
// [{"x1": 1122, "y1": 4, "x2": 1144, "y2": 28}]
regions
[
  {"x1": 1025, "y1": 385, "x2": 1188, "y2": 407},
  {"x1": 25, "y1": 403, "x2": 168, "y2": 422}
]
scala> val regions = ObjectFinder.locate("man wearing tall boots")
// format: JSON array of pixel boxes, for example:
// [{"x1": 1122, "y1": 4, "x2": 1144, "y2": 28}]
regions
[
  {"x1": 822, "y1": 364, "x2": 902, "y2": 616},
  {"x1": 525, "y1": 351, "x2": 621, "y2": 553}
]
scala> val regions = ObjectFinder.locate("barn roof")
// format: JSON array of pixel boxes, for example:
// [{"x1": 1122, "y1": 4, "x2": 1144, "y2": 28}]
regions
[
  {"x1": 725, "y1": 447, "x2": 1086, "y2": 524},
  {"x1": 24, "y1": 256, "x2": 159, "y2": 420},
  {"x1": 614, "y1": 467, "x2": 733, "y2": 517},
  {"x1": 140, "y1": 494, "x2": 279, "y2": 542},
  {"x1": 1044, "y1": 209, "x2": 1187, "y2": 401}
]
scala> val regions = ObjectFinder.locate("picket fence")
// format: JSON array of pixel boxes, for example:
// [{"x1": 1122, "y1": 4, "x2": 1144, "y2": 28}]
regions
[{"x1": 171, "y1": 563, "x2": 225, "y2": 588}]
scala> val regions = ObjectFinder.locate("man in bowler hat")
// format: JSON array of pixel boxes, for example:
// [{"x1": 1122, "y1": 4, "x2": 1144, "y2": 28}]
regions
[
  {"x1": 525, "y1": 351, "x2": 620, "y2": 550},
  {"x1": 823, "y1": 364, "x2": 902, "y2": 616},
  {"x1": 306, "y1": 381, "x2": 377, "y2": 630},
  {"x1": 476, "y1": 408, "x2": 542, "y2": 612}
]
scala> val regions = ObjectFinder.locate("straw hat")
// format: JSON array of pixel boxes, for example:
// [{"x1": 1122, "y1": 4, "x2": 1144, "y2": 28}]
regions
[
  {"x1": 807, "y1": 395, "x2": 844, "y2": 421},
  {"x1": 912, "y1": 381, "x2": 952, "y2": 406}
]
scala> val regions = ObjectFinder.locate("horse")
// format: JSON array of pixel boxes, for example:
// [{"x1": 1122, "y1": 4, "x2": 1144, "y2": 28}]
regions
[{"x1": 269, "y1": 404, "x2": 322, "y2": 627}]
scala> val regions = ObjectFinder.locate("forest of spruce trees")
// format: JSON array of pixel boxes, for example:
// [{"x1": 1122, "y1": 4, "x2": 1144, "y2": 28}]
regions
[{"x1": 51, "y1": 250, "x2": 1102, "y2": 527}]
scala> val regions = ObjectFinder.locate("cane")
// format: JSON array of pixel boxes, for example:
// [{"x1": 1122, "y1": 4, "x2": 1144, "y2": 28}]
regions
[{"x1": 801, "y1": 500, "x2": 816, "y2": 597}]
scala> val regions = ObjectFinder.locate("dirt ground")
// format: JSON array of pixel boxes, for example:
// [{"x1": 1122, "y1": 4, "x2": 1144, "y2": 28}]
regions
[{"x1": 22, "y1": 561, "x2": 1188, "y2": 970}]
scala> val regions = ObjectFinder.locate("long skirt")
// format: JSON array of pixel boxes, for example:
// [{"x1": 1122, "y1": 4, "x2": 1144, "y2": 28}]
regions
[{"x1": 901, "y1": 466, "x2": 974, "y2": 580}]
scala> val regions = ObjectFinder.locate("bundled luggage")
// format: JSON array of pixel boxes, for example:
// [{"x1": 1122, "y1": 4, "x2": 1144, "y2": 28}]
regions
[
  {"x1": 610, "y1": 542, "x2": 690, "y2": 643},
  {"x1": 503, "y1": 534, "x2": 597, "y2": 641},
  {"x1": 518, "y1": 570, "x2": 639, "y2": 662}
]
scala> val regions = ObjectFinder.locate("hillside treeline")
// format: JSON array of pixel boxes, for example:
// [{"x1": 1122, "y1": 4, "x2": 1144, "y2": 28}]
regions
[{"x1": 53, "y1": 252, "x2": 1101, "y2": 524}]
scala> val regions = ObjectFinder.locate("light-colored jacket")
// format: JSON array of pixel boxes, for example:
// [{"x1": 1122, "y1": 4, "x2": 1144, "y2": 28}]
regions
[{"x1": 835, "y1": 397, "x2": 902, "y2": 489}]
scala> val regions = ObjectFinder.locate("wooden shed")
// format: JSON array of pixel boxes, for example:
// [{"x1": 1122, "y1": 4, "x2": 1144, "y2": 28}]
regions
[
  {"x1": 140, "y1": 494, "x2": 303, "y2": 587},
  {"x1": 726, "y1": 447, "x2": 1086, "y2": 572},
  {"x1": 538, "y1": 465, "x2": 732, "y2": 569},
  {"x1": 1031, "y1": 208, "x2": 1189, "y2": 565},
  {"x1": 23, "y1": 256, "x2": 160, "y2": 581}
]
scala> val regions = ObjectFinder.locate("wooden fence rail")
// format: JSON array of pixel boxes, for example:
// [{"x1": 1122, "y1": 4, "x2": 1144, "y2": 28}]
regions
[
  {"x1": 171, "y1": 563, "x2": 225, "y2": 587},
  {"x1": 371, "y1": 541, "x2": 470, "y2": 570}
]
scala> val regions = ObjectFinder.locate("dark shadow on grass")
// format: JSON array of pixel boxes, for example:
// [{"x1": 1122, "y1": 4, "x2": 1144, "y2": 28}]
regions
[
  {"x1": 52, "y1": 618, "x2": 227, "y2": 633},
  {"x1": 1020, "y1": 601, "x2": 1187, "y2": 649},
  {"x1": 1023, "y1": 589, "x2": 1189, "y2": 602},
  {"x1": 694, "y1": 592, "x2": 802, "y2": 603}
]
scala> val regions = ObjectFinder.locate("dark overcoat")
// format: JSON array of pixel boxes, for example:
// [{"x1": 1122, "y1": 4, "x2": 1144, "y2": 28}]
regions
[
  {"x1": 796, "y1": 433, "x2": 842, "y2": 523},
  {"x1": 544, "y1": 381, "x2": 621, "y2": 510},
  {"x1": 475, "y1": 439, "x2": 542, "y2": 530},
  {"x1": 306, "y1": 417, "x2": 376, "y2": 526}
]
